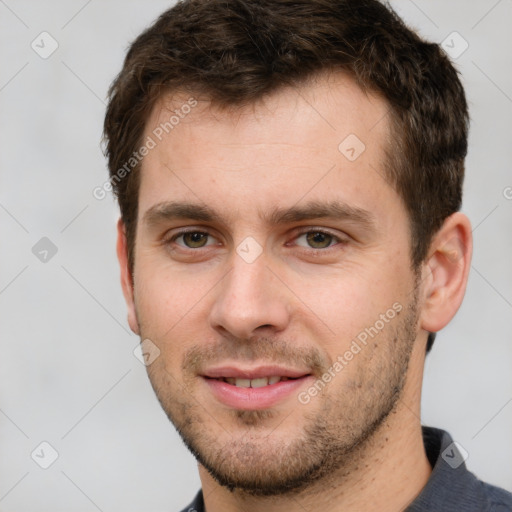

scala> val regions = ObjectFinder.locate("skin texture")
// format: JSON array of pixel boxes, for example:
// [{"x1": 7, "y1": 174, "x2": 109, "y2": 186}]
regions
[{"x1": 117, "y1": 72, "x2": 472, "y2": 512}]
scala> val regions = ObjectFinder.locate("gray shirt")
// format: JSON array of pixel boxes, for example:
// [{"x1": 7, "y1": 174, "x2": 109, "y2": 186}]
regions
[{"x1": 178, "y1": 426, "x2": 512, "y2": 511}]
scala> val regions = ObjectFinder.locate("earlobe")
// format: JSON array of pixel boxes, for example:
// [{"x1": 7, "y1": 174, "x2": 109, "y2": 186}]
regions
[
  {"x1": 420, "y1": 212, "x2": 473, "y2": 335},
  {"x1": 116, "y1": 219, "x2": 140, "y2": 335}
]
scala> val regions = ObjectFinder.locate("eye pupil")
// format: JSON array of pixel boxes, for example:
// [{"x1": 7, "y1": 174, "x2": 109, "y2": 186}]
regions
[
  {"x1": 183, "y1": 232, "x2": 208, "y2": 248},
  {"x1": 306, "y1": 231, "x2": 332, "y2": 248}
]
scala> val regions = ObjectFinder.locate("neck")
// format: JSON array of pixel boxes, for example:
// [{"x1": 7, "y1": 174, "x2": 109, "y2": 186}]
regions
[{"x1": 199, "y1": 348, "x2": 431, "y2": 512}]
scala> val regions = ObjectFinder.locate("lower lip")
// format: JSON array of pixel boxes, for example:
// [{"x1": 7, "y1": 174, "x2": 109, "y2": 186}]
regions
[{"x1": 202, "y1": 376, "x2": 313, "y2": 410}]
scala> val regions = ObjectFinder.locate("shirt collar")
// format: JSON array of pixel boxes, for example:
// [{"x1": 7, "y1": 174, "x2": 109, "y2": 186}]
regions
[{"x1": 406, "y1": 426, "x2": 485, "y2": 511}]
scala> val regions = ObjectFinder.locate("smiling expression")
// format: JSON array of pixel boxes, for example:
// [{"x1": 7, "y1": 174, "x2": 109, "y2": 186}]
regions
[{"x1": 122, "y1": 72, "x2": 424, "y2": 495}]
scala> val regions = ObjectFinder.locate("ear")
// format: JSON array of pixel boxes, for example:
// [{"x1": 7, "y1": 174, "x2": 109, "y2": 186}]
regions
[
  {"x1": 116, "y1": 219, "x2": 140, "y2": 335},
  {"x1": 420, "y1": 212, "x2": 472, "y2": 334}
]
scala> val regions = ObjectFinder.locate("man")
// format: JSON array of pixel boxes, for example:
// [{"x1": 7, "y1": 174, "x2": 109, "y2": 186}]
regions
[{"x1": 103, "y1": 0, "x2": 512, "y2": 510}]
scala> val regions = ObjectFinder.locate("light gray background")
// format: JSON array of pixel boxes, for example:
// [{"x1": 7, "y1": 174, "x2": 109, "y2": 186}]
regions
[{"x1": 0, "y1": 1, "x2": 511, "y2": 510}]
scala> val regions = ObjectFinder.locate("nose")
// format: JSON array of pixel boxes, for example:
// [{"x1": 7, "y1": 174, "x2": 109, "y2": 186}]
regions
[{"x1": 209, "y1": 252, "x2": 291, "y2": 340}]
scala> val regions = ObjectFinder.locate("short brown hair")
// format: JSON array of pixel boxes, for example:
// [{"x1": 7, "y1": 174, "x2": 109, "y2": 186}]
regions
[{"x1": 104, "y1": 0, "x2": 468, "y2": 277}]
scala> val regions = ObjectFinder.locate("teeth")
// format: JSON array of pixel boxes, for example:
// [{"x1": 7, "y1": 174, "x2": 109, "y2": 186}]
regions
[
  {"x1": 223, "y1": 376, "x2": 285, "y2": 387},
  {"x1": 250, "y1": 377, "x2": 268, "y2": 388},
  {"x1": 235, "y1": 378, "x2": 251, "y2": 388}
]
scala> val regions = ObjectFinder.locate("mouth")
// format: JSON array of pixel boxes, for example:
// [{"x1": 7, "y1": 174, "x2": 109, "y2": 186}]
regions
[
  {"x1": 205, "y1": 375, "x2": 302, "y2": 388},
  {"x1": 201, "y1": 366, "x2": 313, "y2": 410}
]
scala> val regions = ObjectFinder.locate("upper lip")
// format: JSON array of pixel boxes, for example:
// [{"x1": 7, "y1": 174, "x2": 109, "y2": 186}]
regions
[{"x1": 202, "y1": 365, "x2": 311, "y2": 380}]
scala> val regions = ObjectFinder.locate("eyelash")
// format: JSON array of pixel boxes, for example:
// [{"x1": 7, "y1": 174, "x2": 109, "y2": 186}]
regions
[
  {"x1": 293, "y1": 228, "x2": 345, "y2": 249},
  {"x1": 165, "y1": 228, "x2": 347, "y2": 251}
]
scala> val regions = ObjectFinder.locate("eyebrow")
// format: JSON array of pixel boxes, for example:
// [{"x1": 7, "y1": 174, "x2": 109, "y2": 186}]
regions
[
  {"x1": 267, "y1": 200, "x2": 376, "y2": 230},
  {"x1": 142, "y1": 199, "x2": 376, "y2": 232},
  {"x1": 143, "y1": 201, "x2": 221, "y2": 228}
]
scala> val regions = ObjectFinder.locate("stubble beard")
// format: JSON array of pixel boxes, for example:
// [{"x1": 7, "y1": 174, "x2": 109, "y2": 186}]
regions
[{"x1": 143, "y1": 293, "x2": 419, "y2": 497}]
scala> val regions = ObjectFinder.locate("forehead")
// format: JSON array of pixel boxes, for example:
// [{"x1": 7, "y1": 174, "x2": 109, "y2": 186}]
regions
[{"x1": 138, "y1": 72, "x2": 399, "y2": 225}]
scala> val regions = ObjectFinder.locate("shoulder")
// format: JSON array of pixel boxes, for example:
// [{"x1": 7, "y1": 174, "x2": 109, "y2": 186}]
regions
[{"x1": 478, "y1": 480, "x2": 512, "y2": 511}]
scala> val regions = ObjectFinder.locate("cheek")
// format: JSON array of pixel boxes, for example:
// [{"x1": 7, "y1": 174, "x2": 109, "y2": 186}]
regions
[
  {"x1": 134, "y1": 268, "x2": 209, "y2": 346},
  {"x1": 288, "y1": 261, "x2": 407, "y2": 352}
]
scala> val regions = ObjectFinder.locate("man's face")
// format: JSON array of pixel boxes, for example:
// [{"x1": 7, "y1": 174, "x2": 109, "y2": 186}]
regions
[{"x1": 127, "y1": 73, "x2": 423, "y2": 495}]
